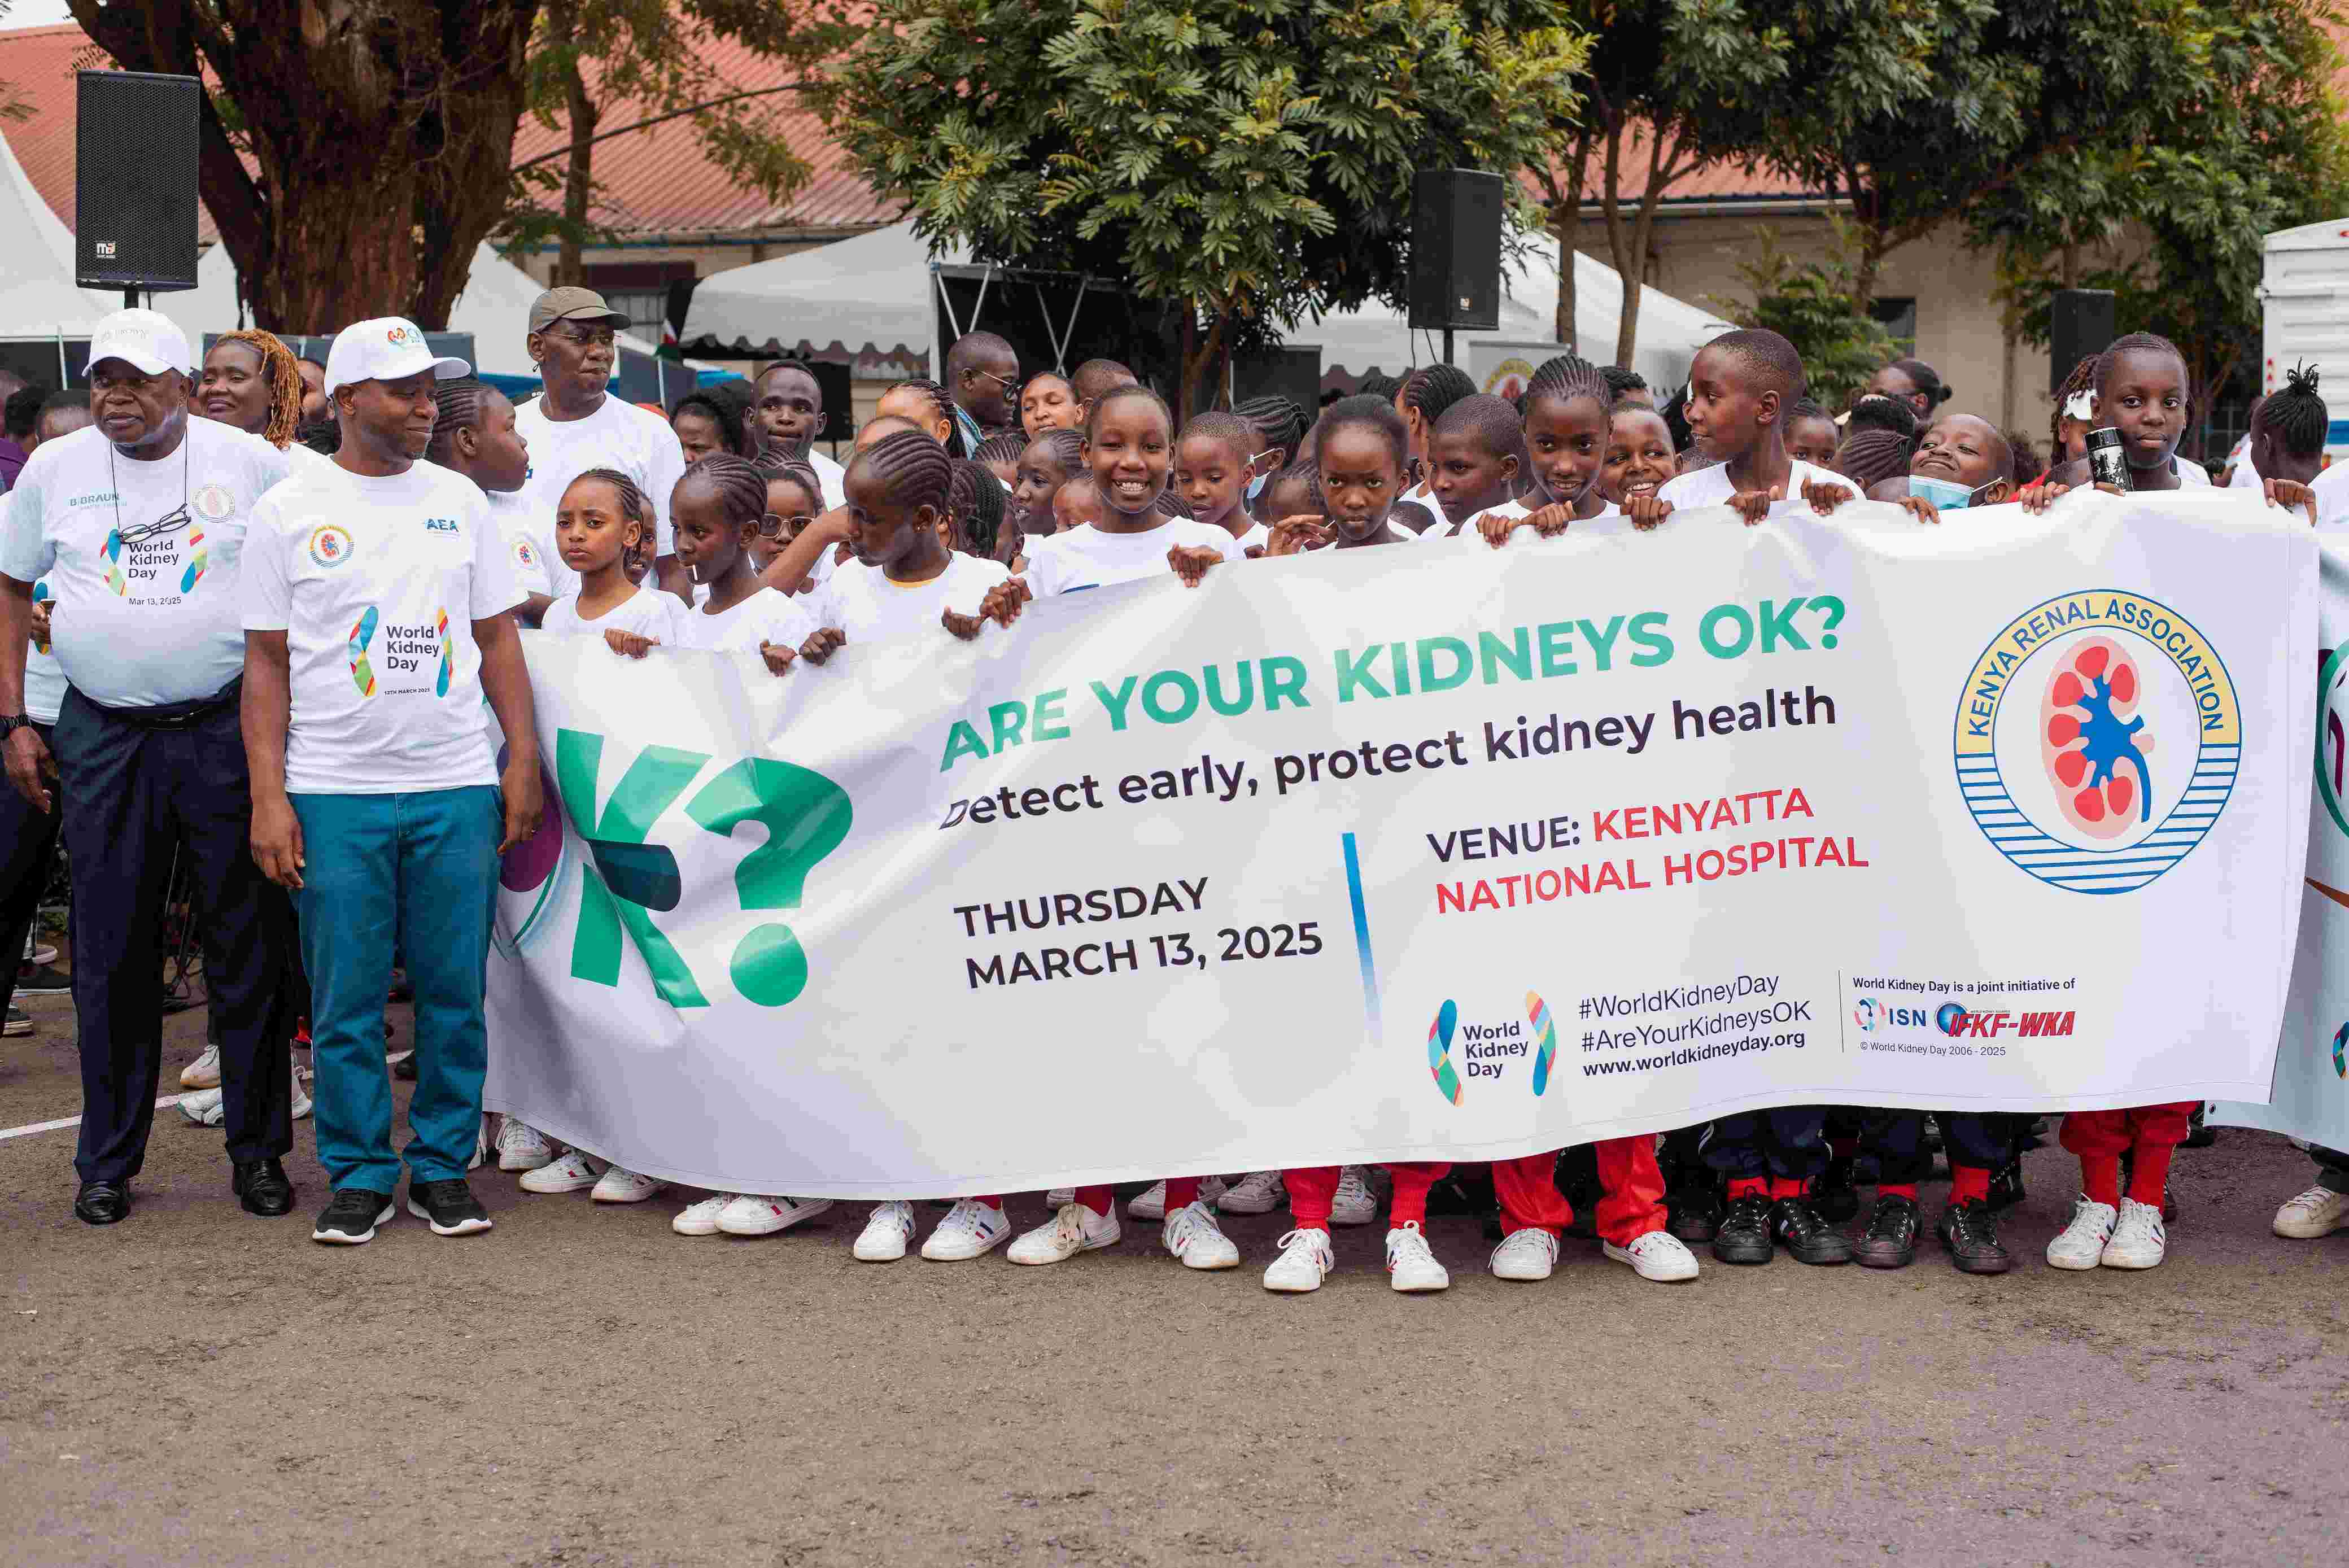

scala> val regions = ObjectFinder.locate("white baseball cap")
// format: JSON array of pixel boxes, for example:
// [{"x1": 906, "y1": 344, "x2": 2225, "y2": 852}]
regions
[
  {"x1": 87, "y1": 308, "x2": 193, "y2": 378},
  {"x1": 324, "y1": 317, "x2": 472, "y2": 396}
]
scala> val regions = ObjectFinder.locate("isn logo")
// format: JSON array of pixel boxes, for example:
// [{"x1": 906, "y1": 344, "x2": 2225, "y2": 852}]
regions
[
  {"x1": 1425, "y1": 994, "x2": 1558, "y2": 1102},
  {"x1": 1933, "y1": 1003, "x2": 2076, "y2": 1039},
  {"x1": 1953, "y1": 591, "x2": 2239, "y2": 895},
  {"x1": 1853, "y1": 997, "x2": 1932, "y2": 1033}
]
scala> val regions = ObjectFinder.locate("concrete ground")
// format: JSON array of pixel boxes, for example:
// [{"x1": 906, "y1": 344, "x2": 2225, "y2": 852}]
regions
[{"x1": 2, "y1": 985, "x2": 2344, "y2": 1566}]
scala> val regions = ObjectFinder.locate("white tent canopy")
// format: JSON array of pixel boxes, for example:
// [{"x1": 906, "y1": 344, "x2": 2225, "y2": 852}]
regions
[
  {"x1": 152, "y1": 242, "x2": 660, "y2": 376},
  {"x1": 679, "y1": 218, "x2": 1730, "y2": 387},
  {"x1": 0, "y1": 128, "x2": 117, "y2": 340}
]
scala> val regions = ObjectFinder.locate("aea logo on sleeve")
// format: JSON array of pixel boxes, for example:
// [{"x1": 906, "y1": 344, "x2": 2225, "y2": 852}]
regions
[{"x1": 1953, "y1": 591, "x2": 2239, "y2": 894}]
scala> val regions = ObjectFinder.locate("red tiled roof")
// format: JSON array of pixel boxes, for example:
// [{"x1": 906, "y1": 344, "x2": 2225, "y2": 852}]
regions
[
  {"x1": 1533, "y1": 122, "x2": 1823, "y2": 207},
  {"x1": 2, "y1": 19, "x2": 895, "y2": 244}
]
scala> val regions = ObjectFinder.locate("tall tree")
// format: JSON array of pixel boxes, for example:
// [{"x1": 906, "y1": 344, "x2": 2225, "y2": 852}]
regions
[
  {"x1": 1984, "y1": 1, "x2": 2349, "y2": 425},
  {"x1": 831, "y1": 0, "x2": 1587, "y2": 419},
  {"x1": 70, "y1": 0, "x2": 542, "y2": 331},
  {"x1": 509, "y1": 0, "x2": 842, "y2": 285},
  {"x1": 1524, "y1": 0, "x2": 1793, "y2": 366}
]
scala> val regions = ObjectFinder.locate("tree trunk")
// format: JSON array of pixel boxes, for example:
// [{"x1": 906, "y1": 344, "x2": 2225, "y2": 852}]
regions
[
  {"x1": 1180, "y1": 305, "x2": 1229, "y2": 429},
  {"x1": 1553, "y1": 129, "x2": 1592, "y2": 351},
  {"x1": 552, "y1": 0, "x2": 597, "y2": 288},
  {"x1": 73, "y1": 0, "x2": 540, "y2": 331}
]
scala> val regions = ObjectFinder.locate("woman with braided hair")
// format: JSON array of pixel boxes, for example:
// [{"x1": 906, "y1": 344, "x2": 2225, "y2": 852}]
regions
[
  {"x1": 198, "y1": 329, "x2": 326, "y2": 469},
  {"x1": 793, "y1": 431, "x2": 1016, "y2": 1263}
]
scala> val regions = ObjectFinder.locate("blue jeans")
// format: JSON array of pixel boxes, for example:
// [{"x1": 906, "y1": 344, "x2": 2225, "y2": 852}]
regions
[{"x1": 292, "y1": 787, "x2": 500, "y2": 1193}]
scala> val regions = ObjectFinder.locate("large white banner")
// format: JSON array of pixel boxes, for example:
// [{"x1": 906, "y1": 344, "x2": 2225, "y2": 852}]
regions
[
  {"x1": 2217, "y1": 525, "x2": 2349, "y2": 1154},
  {"x1": 483, "y1": 493, "x2": 2315, "y2": 1198}
]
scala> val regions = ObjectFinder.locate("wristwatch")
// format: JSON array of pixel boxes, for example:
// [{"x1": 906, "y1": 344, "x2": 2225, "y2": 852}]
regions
[{"x1": 0, "y1": 714, "x2": 32, "y2": 737}]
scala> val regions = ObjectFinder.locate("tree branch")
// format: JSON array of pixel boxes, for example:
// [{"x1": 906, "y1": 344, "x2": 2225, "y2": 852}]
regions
[{"x1": 508, "y1": 81, "x2": 820, "y2": 172}]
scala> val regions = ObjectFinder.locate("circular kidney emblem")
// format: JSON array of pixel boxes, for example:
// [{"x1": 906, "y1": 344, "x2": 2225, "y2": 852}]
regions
[
  {"x1": 307, "y1": 523, "x2": 355, "y2": 569},
  {"x1": 1954, "y1": 590, "x2": 2238, "y2": 894},
  {"x1": 192, "y1": 483, "x2": 234, "y2": 522}
]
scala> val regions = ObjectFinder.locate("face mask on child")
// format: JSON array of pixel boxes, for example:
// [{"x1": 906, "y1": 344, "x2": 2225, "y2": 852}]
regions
[
  {"x1": 1243, "y1": 449, "x2": 1275, "y2": 506},
  {"x1": 1908, "y1": 473, "x2": 2002, "y2": 510}
]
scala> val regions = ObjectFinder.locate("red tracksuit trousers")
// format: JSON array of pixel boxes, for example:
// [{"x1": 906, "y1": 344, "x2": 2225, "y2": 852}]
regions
[
  {"x1": 2059, "y1": 1100, "x2": 2194, "y2": 1208},
  {"x1": 1286, "y1": 1163, "x2": 1452, "y2": 1228},
  {"x1": 1491, "y1": 1137, "x2": 1668, "y2": 1246}
]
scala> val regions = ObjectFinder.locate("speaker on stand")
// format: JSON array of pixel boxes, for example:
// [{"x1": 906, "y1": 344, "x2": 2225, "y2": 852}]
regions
[
  {"x1": 2049, "y1": 289, "x2": 2117, "y2": 394},
  {"x1": 76, "y1": 70, "x2": 203, "y2": 309},
  {"x1": 1408, "y1": 169, "x2": 1505, "y2": 367}
]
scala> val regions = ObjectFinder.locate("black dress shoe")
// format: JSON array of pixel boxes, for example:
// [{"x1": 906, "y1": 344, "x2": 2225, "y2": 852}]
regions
[
  {"x1": 1711, "y1": 1192, "x2": 1775, "y2": 1264},
  {"x1": 1937, "y1": 1199, "x2": 2014, "y2": 1274},
  {"x1": 232, "y1": 1158, "x2": 295, "y2": 1217},
  {"x1": 1853, "y1": 1193, "x2": 1920, "y2": 1268},
  {"x1": 73, "y1": 1181, "x2": 131, "y2": 1225},
  {"x1": 1771, "y1": 1197, "x2": 1854, "y2": 1265},
  {"x1": 1986, "y1": 1155, "x2": 2026, "y2": 1211}
]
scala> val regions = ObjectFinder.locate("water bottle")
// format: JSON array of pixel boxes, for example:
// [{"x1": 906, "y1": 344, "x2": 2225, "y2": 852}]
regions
[{"x1": 2086, "y1": 427, "x2": 2129, "y2": 490}]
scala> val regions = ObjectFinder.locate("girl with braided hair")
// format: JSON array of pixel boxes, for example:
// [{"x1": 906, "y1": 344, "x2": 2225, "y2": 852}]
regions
[
  {"x1": 759, "y1": 461, "x2": 829, "y2": 591},
  {"x1": 972, "y1": 429, "x2": 1028, "y2": 488},
  {"x1": 666, "y1": 455, "x2": 817, "y2": 668},
  {"x1": 1482, "y1": 352, "x2": 1627, "y2": 547},
  {"x1": 1396, "y1": 363, "x2": 1475, "y2": 505},
  {"x1": 669, "y1": 388, "x2": 754, "y2": 466},
  {"x1": 1018, "y1": 372, "x2": 1084, "y2": 439},
  {"x1": 2047, "y1": 354, "x2": 2099, "y2": 478},
  {"x1": 950, "y1": 458, "x2": 1010, "y2": 558},
  {"x1": 427, "y1": 377, "x2": 554, "y2": 626},
  {"x1": 875, "y1": 378, "x2": 966, "y2": 458},
  {"x1": 788, "y1": 431, "x2": 1016, "y2": 1264},
  {"x1": 1005, "y1": 428, "x2": 1086, "y2": 567},
  {"x1": 2243, "y1": 362, "x2": 2328, "y2": 493}
]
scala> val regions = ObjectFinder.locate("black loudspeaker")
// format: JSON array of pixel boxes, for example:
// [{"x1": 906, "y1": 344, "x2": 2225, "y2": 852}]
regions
[
  {"x1": 1229, "y1": 347, "x2": 1322, "y2": 430},
  {"x1": 2049, "y1": 289, "x2": 2117, "y2": 394},
  {"x1": 76, "y1": 71, "x2": 202, "y2": 293},
  {"x1": 1408, "y1": 169, "x2": 1504, "y2": 333}
]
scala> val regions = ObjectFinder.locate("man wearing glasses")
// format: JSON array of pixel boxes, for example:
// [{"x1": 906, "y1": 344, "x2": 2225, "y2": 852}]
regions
[
  {"x1": 509, "y1": 287, "x2": 689, "y2": 600},
  {"x1": 0, "y1": 309, "x2": 298, "y2": 1226},
  {"x1": 945, "y1": 331, "x2": 1021, "y2": 451}
]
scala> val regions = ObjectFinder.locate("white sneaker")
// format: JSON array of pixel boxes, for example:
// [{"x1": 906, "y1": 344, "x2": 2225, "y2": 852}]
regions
[
  {"x1": 854, "y1": 1200, "x2": 918, "y2": 1261},
  {"x1": 1219, "y1": 1170, "x2": 1285, "y2": 1215},
  {"x1": 717, "y1": 1193, "x2": 831, "y2": 1236},
  {"x1": 1045, "y1": 1186, "x2": 1075, "y2": 1207},
  {"x1": 1007, "y1": 1202, "x2": 1119, "y2": 1264},
  {"x1": 1127, "y1": 1180, "x2": 1169, "y2": 1221},
  {"x1": 519, "y1": 1148, "x2": 604, "y2": 1194},
  {"x1": 2046, "y1": 1196, "x2": 2118, "y2": 1270},
  {"x1": 1329, "y1": 1166, "x2": 1378, "y2": 1227},
  {"x1": 2101, "y1": 1197, "x2": 2167, "y2": 1269},
  {"x1": 1604, "y1": 1230, "x2": 1700, "y2": 1282},
  {"x1": 496, "y1": 1118, "x2": 554, "y2": 1172},
  {"x1": 2272, "y1": 1183, "x2": 2349, "y2": 1239},
  {"x1": 1263, "y1": 1227, "x2": 1334, "y2": 1292},
  {"x1": 1385, "y1": 1221, "x2": 1451, "y2": 1291},
  {"x1": 591, "y1": 1165, "x2": 667, "y2": 1204},
  {"x1": 1163, "y1": 1200, "x2": 1241, "y2": 1270},
  {"x1": 469, "y1": 1120, "x2": 488, "y2": 1172},
  {"x1": 289, "y1": 1060, "x2": 311, "y2": 1120},
  {"x1": 922, "y1": 1198, "x2": 1011, "y2": 1261},
  {"x1": 178, "y1": 1066, "x2": 312, "y2": 1128},
  {"x1": 180, "y1": 1043, "x2": 221, "y2": 1089},
  {"x1": 1490, "y1": 1227, "x2": 1559, "y2": 1281},
  {"x1": 673, "y1": 1193, "x2": 736, "y2": 1236}
]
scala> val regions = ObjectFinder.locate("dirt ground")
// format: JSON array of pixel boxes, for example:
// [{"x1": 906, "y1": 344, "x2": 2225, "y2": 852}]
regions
[{"x1": 2, "y1": 986, "x2": 2345, "y2": 1567}]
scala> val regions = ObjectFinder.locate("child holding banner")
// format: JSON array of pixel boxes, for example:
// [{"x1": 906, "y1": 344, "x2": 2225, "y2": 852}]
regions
[
  {"x1": 1628, "y1": 329, "x2": 1856, "y2": 530},
  {"x1": 972, "y1": 385, "x2": 1246, "y2": 1272}
]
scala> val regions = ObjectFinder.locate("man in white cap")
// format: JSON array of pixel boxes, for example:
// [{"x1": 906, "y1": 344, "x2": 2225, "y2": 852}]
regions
[
  {"x1": 239, "y1": 317, "x2": 541, "y2": 1246},
  {"x1": 508, "y1": 286, "x2": 688, "y2": 602},
  {"x1": 0, "y1": 308, "x2": 298, "y2": 1226}
]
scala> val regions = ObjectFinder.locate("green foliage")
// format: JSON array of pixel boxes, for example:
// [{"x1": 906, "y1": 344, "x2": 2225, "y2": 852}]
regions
[
  {"x1": 1707, "y1": 221, "x2": 1897, "y2": 409},
  {"x1": 829, "y1": 0, "x2": 1588, "y2": 408}
]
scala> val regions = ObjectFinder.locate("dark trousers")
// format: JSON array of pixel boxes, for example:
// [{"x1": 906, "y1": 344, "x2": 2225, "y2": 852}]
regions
[
  {"x1": 52, "y1": 686, "x2": 291, "y2": 1183},
  {"x1": 0, "y1": 719, "x2": 60, "y2": 1016},
  {"x1": 1860, "y1": 1110, "x2": 2018, "y2": 1183},
  {"x1": 1703, "y1": 1105, "x2": 1829, "y2": 1182},
  {"x1": 2315, "y1": 1145, "x2": 2349, "y2": 1193}
]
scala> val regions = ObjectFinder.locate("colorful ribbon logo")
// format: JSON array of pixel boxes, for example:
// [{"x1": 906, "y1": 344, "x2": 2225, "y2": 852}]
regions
[
  {"x1": 348, "y1": 606, "x2": 379, "y2": 697},
  {"x1": 433, "y1": 607, "x2": 452, "y2": 697},
  {"x1": 1527, "y1": 992, "x2": 1556, "y2": 1097},
  {"x1": 100, "y1": 530, "x2": 128, "y2": 596},
  {"x1": 1427, "y1": 999, "x2": 1462, "y2": 1106},
  {"x1": 178, "y1": 526, "x2": 207, "y2": 593}
]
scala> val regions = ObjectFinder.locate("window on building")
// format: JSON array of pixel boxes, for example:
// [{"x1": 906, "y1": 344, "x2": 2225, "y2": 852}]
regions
[
  {"x1": 1871, "y1": 298, "x2": 1918, "y2": 358},
  {"x1": 580, "y1": 262, "x2": 697, "y2": 344}
]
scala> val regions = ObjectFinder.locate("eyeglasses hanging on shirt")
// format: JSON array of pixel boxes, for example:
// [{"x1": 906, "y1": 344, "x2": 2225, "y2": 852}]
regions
[{"x1": 105, "y1": 435, "x2": 193, "y2": 553}]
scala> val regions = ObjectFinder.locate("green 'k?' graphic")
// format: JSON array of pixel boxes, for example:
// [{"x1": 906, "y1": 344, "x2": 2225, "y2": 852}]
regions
[{"x1": 554, "y1": 728, "x2": 852, "y2": 1009}]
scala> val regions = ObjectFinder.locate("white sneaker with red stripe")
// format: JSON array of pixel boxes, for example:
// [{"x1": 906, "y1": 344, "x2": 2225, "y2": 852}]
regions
[
  {"x1": 922, "y1": 1199, "x2": 1011, "y2": 1260},
  {"x1": 1263, "y1": 1228, "x2": 1334, "y2": 1292},
  {"x1": 854, "y1": 1200, "x2": 918, "y2": 1261},
  {"x1": 1385, "y1": 1222, "x2": 1450, "y2": 1291},
  {"x1": 1007, "y1": 1202, "x2": 1119, "y2": 1264},
  {"x1": 717, "y1": 1194, "x2": 831, "y2": 1236},
  {"x1": 1163, "y1": 1200, "x2": 1241, "y2": 1269}
]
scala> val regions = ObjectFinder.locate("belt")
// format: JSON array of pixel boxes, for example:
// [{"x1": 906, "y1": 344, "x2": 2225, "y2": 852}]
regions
[{"x1": 76, "y1": 676, "x2": 243, "y2": 731}]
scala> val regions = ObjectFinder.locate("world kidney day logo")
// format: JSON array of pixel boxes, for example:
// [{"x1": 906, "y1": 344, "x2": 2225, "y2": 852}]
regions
[
  {"x1": 496, "y1": 727, "x2": 852, "y2": 1011},
  {"x1": 1955, "y1": 591, "x2": 2240, "y2": 894},
  {"x1": 1425, "y1": 994, "x2": 1558, "y2": 1103}
]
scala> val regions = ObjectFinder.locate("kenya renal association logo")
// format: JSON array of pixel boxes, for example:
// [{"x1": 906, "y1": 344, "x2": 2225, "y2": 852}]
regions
[
  {"x1": 1954, "y1": 590, "x2": 2239, "y2": 894},
  {"x1": 309, "y1": 523, "x2": 355, "y2": 569},
  {"x1": 496, "y1": 728, "x2": 853, "y2": 1010}
]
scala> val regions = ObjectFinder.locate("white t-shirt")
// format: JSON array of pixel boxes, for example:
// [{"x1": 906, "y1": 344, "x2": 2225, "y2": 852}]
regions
[
  {"x1": 540, "y1": 583, "x2": 682, "y2": 643},
  {"x1": 0, "y1": 420, "x2": 290, "y2": 708},
  {"x1": 807, "y1": 554, "x2": 1008, "y2": 645},
  {"x1": 1235, "y1": 522, "x2": 1270, "y2": 555},
  {"x1": 807, "y1": 448, "x2": 848, "y2": 512},
  {"x1": 2310, "y1": 464, "x2": 2349, "y2": 527},
  {"x1": 486, "y1": 488, "x2": 552, "y2": 601},
  {"x1": 241, "y1": 459, "x2": 523, "y2": 796},
  {"x1": 512, "y1": 393, "x2": 687, "y2": 591},
  {"x1": 24, "y1": 578, "x2": 63, "y2": 725},
  {"x1": 2224, "y1": 434, "x2": 2259, "y2": 490},
  {"x1": 2176, "y1": 456, "x2": 2211, "y2": 487},
  {"x1": 1420, "y1": 495, "x2": 1532, "y2": 541},
  {"x1": 1658, "y1": 457, "x2": 1855, "y2": 513},
  {"x1": 1460, "y1": 500, "x2": 1635, "y2": 543},
  {"x1": 671, "y1": 586, "x2": 818, "y2": 654},
  {"x1": 1021, "y1": 518, "x2": 1244, "y2": 598}
]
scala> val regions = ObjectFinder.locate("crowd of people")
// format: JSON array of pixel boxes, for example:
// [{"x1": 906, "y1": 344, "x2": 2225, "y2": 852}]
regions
[{"x1": 3, "y1": 286, "x2": 2346, "y2": 1293}]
